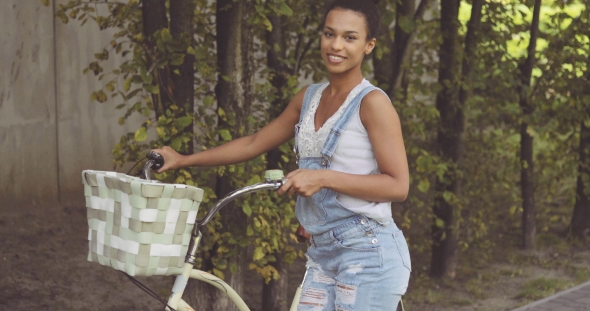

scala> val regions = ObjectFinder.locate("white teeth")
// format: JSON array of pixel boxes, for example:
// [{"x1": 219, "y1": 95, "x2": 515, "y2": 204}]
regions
[{"x1": 329, "y1": 55, "x2": 344, "y2": 61}]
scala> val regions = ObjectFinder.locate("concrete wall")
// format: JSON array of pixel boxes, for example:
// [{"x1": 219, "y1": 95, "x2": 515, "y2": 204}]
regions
[
  {"x1": 1, "y1": 1, "x2": 59, "y2": 204},
  {"x1": 0, "y1": 0, "x2": 142, "y2": 205}
]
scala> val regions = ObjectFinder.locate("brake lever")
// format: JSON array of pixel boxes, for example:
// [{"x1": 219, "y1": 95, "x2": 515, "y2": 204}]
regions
[{"x1": 143, "y1": 151, "x2": 165, "y2": 180}]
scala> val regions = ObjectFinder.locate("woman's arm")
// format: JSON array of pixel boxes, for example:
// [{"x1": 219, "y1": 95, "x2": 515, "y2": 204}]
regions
[
  {"x1": 152, "y1": 87, "x2": 307, "y2": 172},
  {"x1": 279, "y1": 90, "x2": 409, "y2": 202}
]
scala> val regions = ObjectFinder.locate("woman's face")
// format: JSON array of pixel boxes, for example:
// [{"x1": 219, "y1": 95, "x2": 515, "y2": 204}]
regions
[{"x1": 321, "y1": 8, "x2": 376, "y2": 76}]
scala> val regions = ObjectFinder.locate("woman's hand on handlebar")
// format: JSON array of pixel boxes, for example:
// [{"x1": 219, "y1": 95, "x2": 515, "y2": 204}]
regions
[
  {"x1": 150, "y1": 146, "x2": 185, "y2": 173},
  {"x1": 278, "y1": 169, "x2": 326, "y2": 197}
]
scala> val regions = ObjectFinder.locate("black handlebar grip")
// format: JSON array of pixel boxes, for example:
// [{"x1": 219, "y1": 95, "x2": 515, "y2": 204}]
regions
[{"x1": 147, "y1": 151, "x2": 165, "y2": 170}]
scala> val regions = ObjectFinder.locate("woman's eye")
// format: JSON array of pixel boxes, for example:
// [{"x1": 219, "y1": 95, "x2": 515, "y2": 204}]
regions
[
  {"x1": 324, "y1": 32, "x2": 334, "y2": 37},
  {"x1": 346, "y1": 36, "x2": 357, "y2": 40}
]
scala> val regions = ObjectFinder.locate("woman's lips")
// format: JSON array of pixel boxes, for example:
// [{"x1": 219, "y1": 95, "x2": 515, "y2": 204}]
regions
[{"x1": 327, "y1": 54, "x2": 346, "y2": 63}]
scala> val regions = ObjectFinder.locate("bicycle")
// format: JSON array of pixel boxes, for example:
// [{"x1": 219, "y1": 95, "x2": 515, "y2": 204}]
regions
[
  {"x1": 82, "y1": 151, "x2": 305, "y2": 311},
  {"x1": 82, "y1": 152, "x2": 404, "y2": 311}
]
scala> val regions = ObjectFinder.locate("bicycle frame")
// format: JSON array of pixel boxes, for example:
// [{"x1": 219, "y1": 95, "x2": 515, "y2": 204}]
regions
[
  {"x1": 165, "y1": 260, "x2": 305, "y2": 311},
  {"x1": 142, "y1": 170, "x2": 305, "y2": 311}
]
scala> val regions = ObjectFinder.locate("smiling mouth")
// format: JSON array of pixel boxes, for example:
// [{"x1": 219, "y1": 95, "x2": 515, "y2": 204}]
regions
[{"x1": 328, "y1": 54, "x2": 346, "y2": 62}]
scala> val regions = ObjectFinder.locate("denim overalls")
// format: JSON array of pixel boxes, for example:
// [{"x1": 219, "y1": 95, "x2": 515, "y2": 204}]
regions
[{"x1": 294, "y1": 83, "x2": 411, "y2": 311}]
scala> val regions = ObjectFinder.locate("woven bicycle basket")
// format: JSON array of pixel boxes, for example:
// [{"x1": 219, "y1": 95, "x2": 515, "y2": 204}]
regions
[{"x1": 82, "y1": 170, "x2": 204, "y2": 276}]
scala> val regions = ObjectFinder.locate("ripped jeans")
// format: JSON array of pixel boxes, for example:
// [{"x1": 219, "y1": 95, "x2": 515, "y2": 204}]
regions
[{"x1": 298, "y1": 216, "x2": 411, "y2": 311}]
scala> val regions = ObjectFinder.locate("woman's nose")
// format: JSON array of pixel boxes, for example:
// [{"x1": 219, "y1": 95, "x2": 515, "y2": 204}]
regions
[{"x1": 331, "y1": 37, "x2": 343, "y2": 51}]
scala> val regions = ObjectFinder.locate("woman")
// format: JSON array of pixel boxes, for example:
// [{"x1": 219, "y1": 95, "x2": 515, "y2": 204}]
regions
[{"x1": 153, "y1": 0, "x2": 411, "y2": 309}]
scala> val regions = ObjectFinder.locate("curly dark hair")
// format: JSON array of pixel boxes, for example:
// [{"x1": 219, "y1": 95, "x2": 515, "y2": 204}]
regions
[{"x1": 323, "y1": 0, "x2": 381, "y2": 41}]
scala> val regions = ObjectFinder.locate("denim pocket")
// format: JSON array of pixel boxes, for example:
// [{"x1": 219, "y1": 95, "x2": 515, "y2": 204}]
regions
[
  {"x1": 296, "y1": 189, "x2": 328, "y2": 226},
  {"x1": 334, "y1": 230, "x2": 381, "y2": 252},
  {"x1": 393, "y1": 231, "x2": 412, "y2": 271}
]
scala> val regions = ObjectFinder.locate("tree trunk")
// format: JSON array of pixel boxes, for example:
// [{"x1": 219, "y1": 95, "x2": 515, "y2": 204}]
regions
[
  {"x1": 373, "y1": 0, "x2": 431, "y2": 96},
  {"x1": 265, "y1": 14, "x2": 288, "y2": 171},
  {"x1": 169, "y1": 0, "x2": 195, "y2": 109},
  {"x1": 170, "y1": 0, "x2": 195, "y2": 153},
  {"x1": 430, "y1": 0, "x2": 462, "y2": 279},
  {"x1": 458, "y1": 0, "x2": 483, "y2": 106},
  {"x1": 430, "y1": 0, "x2": 483, "y2": 279},
  {"x1": 389, "y1": 0, "x2": 431, "y2": 96},
  {"x1": 185, "y1": 1, "x2": 254, "y2": 310},
  {"x1": 261, "y1": 14, "x2": 291, "y2": 311},
  {"x1": 372, "y1": 0, "x2": 395, "y2": 88},
  {"x1": 519, "y1": 0, "x2": 542, "y2": 250},
  {"x1": 262, "y1": 254, "x2": 289, "y2": 311},
  {"x1": 142, "y1": 0, "x2": 167, "y2": 40},
  {"x1": 571, "y1": 118, "x2": 590, "y2": 239},
  {"x1": 141, "y1": 0, "x2": 173, "y2": 119},
  {"x1": 570, "y1": 53, "x2": 590, "y2": 239}
]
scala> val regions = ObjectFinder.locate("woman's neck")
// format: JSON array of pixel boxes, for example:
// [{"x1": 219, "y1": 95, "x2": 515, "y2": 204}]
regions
[{"x1": 327, "y1": 70, "x2": 365, "y2": 96}]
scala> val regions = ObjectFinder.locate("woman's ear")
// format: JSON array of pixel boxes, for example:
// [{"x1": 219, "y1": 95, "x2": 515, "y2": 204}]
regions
[{"x1": 365, "y1": 38, "x2": 376, "y2": 55}]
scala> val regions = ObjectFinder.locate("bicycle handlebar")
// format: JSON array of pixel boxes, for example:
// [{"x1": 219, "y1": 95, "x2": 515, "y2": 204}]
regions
[
  {"x1": 197, "y1": 179, "x2": 285, "y2": 227},
  {"x1": 142, "y1": 151, "x2": 165, "y2": 180},
  {"x1": 144, "y1": 151, "x2": 287, "y2": 231}
]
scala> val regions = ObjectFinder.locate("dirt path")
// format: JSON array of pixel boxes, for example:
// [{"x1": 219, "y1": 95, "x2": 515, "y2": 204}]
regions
[
  {"x1": 0, "y1": 201, "x2": 307, "y2": 311},
  {"x1": 1, "y1": 201, "x2": 588, "y2": 311}
]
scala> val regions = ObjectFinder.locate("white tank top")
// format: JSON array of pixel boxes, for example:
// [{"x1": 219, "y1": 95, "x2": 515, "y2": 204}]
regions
[{"x1": 298, "y1": 79, "x2": 392, "y2": 222}]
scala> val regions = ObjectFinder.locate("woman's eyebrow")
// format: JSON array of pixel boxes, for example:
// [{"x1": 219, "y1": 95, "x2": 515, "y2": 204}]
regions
[{"x1": 324, "y1": 26, "x2": 360, "y2": 34}]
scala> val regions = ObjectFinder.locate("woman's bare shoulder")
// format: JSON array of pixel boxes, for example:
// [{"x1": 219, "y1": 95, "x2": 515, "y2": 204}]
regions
[{"x1": 360, "y1": 89, "x2": 397, "y2": 123}]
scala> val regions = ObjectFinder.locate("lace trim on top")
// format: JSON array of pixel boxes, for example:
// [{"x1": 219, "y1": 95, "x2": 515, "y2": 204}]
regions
[{"x1": 298, "y1": 80, "x2": 368, "y2": 157}]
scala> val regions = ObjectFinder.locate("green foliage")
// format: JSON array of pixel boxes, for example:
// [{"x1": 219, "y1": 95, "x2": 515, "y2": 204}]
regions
[
  {"x1": 51, "y1": 0, "x2": 308, "y2": 284},
  {"x1": 375, "y1": 0, "x2": 589, "y2": 275},
  {"x1": 47, "y1": 0, "x2": 590, "y2": 291}
]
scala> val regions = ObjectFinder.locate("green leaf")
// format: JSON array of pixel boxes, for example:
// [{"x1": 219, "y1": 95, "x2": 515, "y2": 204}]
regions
[
  {"x1": 176, "y1": 116, "x2": 193, "y2": 129},
  {"x1": 247, "y1": 174, "x2": 261, "y2": 185},
  {"x1": 253, "y1": 247, "x2": 265, "y2": 260},
  {"x1": 443, "y1": 191, "x2": 453, "y2": 203},
  {"x1": 144, "y1": 84, "x2": 159, "y2": 94},
  {"x1": 218, "y1": 107, "x2": 226, "y2": 118},
  {"x1": 195, "y1": 46, "x2": 208, "y2": 60},
  {"x1": 170, "y1": 137, "x2": 182, "y2": 150},
  {"x1": 134, "y1": 127, "x2": 148, "y2": 142},
  {"x1": 156, "y1": 38, "x2": 166, "y2": 52},
  {"x1": 212, "y1": 268, "x2": 225, "y2": 280},
  {"x1": 124, "y1": 77, "x2": 132, "y2": 91},
  {"x1": 263, "y1": 18, "x2": 272, "y2": 31},
  {"x1": 170, "y1": 54, "x2": 185, "y2": 66},
  {"x1": 156, "y1": 126, "x2": 167, "y2": 139},
  {"x1": 161, "y1": 28, "x2": 173, "y2": 43},
  {"x1": 243, "y1": 203, "x2": 252, "y2": 217},
  {"x1": 95, "y1": 90, "x2": 107, "y2": 103},
  {"x1": 383, "y1": 11, "x2": 395, "y2": 27},
  {"x1": 41, "y1": 0, "x2": 50, "y2": 6},
  {"x1": 203, "y1": 96, "x2": 214, "y2": 106},
  {"x1": 435, "y1": 218, "x2": 445, "y2": 228},
  {"x1": 187, "y1": 46, "x2": 196, "y2": 55},
  {"x1": 417, "y1": 179, "x2": 430, "y2": 193},
  {"x1": 278, "y1": 3, "x2": 293, "y2": 16},
  {"x1": 218, "y1": 129, "x2": 232, "y2": 141},
  {"x1": 398, "y1": 15, "x2": 415, "y2": 34},
  {"x1": 509, "y1": 205, "x2": 519, "y2": 215}
]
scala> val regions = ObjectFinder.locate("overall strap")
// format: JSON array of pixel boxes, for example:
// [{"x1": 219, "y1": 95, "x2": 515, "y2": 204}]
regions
[
  {"x1": 320, "y1": 86, "x2": 387, "y2": 164},
  {"x1": 293, "y1": 83, "x2": 328, "y2": 161}
]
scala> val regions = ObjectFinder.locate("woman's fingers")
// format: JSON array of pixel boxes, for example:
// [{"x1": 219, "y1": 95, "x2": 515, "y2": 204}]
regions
[
  {"x1": 278, "y1": 169, "x2": 322, "y2": 197},
  {"x1": 277, "y1": 179, "x2": 291, "y2": 196},
  {"x1": 151, "y1": 146, "x2": 179, "y2": 173},
  {"x1": 285, "y1": 169, "x2": 301, "y2": 179}
]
